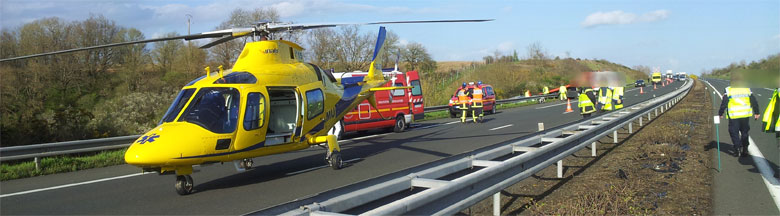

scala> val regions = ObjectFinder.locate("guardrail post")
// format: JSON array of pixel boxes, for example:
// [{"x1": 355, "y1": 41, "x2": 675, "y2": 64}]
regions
[
  {"x1": 493, "y1": 192, "x2": 500, "y2": 216},
  {"x1": 639, "y1": 116, "x2": 643, "y2": 126},
  {"x1": 613, "y1": 130, "x2": 618, "y2": 144},
  {"x1": 34, "y1": 157, "x2": 41, "y2": 171},
  {"x1": 655, "y1": 108, "x2": 658, "y2": 116},
  {"x1": 557, "y1": 160, "x2": 563, "y2": 178},
  {"x1": 629, "y1": 122, "x2": 633, "y2": 133},
  {"x1": 592, "y1": 142, "x2": 597, "y2": 156}
]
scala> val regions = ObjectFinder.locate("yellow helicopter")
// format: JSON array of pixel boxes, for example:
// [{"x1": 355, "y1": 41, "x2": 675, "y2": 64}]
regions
[{"x1": 1, "y1": 19, "x2": 491, "y2": 195}]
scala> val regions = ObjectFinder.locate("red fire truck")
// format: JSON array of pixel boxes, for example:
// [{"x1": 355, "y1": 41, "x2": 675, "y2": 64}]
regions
[{"x1": 329, "y1": 69, "x2": 424, "y2": 138}]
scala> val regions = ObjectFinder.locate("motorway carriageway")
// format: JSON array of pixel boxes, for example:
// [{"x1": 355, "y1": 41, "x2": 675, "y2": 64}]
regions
[{"x1": 0, "y1": 82, "x2": 682, "y2": 215}]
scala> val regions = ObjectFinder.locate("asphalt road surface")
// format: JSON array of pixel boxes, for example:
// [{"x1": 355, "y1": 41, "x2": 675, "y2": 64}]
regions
[
  {"x1": 0, "y1": 81, "x2": 684, "y2": 215},
  {"x1": 702, "y1": 78, "x2": 780, "y2": 214}
]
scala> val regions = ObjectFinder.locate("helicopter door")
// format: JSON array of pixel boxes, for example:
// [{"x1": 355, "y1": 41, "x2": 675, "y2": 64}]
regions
[
  {"x1": 233, "y1": 91, "x2": 267, "y2": 151},
  {"x1": 266, "y1": 88, "x2": 299, "y2": 146}
]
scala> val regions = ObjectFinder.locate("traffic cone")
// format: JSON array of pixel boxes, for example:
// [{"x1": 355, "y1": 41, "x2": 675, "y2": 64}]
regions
[
  {"x1": 654, "y1": 83, "x2": 657, "y2": 90},
  {"x1": 662, "y1": 81, "x2": 665, "y2": 87},
  {"x1": 565, "y1": 99, "x2": 574, "y2": 113},
  {"x1": 640, "y1": 86, "x2": 644, "y2": 94}
]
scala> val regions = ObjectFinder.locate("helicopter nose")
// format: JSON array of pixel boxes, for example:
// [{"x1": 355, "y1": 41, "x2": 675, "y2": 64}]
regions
[{"x1": 124, "y1": 141, "x2": 169, "y2": 166}]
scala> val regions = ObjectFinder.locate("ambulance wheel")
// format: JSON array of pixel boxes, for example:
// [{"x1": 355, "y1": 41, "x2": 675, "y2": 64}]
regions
[
  {"x1": 329, "y1": 151, "x2": 343, "y2": 170},
  {"x1": 393, "y1": 116, "x2": 406, "y2": 133},
  {"x1": 489, "y1": 106, "x2": 496, "y2": 114},
  {"x1": 175, "y1": 175, "x2": 193, "y2": 195},
  {"x1": 449, "y1": 111, "x2": 457, "y2": 118},
  {"x1": 328, "y1": 119, "x2": 345, "y2": 140}
]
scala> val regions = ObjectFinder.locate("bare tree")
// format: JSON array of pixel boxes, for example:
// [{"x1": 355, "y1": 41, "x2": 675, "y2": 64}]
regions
[{"x1": 526, "y1": 41, "x2": 548, "y2": 65}]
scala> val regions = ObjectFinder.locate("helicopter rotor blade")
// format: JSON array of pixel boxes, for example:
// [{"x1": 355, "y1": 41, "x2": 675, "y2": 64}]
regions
[
  {"x1": 0, "y1": 19, "x2": 493, "y2": 62},
  {"x1": 0, "y1": 30, "x2": 236, "y2": 62},
  {"x1": 267, "y1": 19, "x2": 493, "y2": 31}
]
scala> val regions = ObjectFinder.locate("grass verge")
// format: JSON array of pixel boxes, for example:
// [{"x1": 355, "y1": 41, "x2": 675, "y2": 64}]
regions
[{"x1": 1, "y1": 149, "x2": 127, "y2": 181}]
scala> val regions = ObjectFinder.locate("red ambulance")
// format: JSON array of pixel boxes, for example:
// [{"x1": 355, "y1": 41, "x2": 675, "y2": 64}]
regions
[{"x1": 329, "y1": 69, "x2": 424, "y2": 138}]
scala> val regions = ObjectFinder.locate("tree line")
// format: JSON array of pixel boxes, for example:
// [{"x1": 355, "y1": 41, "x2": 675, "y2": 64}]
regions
[{"x1": 0, "y1": 8, "x2": 437, "y2": 146}]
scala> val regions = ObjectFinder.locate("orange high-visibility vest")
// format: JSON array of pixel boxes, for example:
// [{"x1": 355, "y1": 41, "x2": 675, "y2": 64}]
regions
[
  {"x1": 472, "y1": 87, "x2": 483, "y2": 103},
  {"x1": 457, "y1": 89, "x2": 469, "y2": 105}
]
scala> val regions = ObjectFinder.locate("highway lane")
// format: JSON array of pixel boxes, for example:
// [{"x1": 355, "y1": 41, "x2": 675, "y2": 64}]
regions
[
  {"x1": 702, "y1": 78, "x2": 778, "y2": 168},
  {"x1": 0, "y1": 81, "x2": 684, "y2": 215}
]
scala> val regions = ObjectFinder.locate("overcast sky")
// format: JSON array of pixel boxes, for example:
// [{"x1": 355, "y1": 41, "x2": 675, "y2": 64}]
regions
[{"x1": 1, "y1": 0, "x2": 778, "y2": 75}]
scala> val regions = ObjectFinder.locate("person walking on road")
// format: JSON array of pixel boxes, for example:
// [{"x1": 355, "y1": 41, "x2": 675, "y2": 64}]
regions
[
  {"x1": 457, "y1": 82, "x2": 472, "y2": 123},
  {"x1": 719, "y1": 86, "x2": 761, "y2": 157}
]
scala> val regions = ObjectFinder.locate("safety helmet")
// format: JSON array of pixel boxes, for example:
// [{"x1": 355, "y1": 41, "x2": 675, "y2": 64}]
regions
[
  {"x1": 462, "y1": 82, "x2": 467, "y2": 88},
  {"x1": 477, "y1": 81, "x2": 482, "y2": 86}
]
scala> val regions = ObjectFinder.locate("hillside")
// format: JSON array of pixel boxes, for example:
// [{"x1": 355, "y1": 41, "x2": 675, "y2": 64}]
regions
[
  {"x1": 703, "y1": 54, "x2": 779, "y2": 87},
  {"x1": 421, "y1": 59, "x2": 647, "y2": 106}
]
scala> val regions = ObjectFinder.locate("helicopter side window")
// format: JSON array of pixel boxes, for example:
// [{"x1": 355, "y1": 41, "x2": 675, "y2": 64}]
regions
[
  {"x1": 306, "y1": 89, "x2": 324, "y2": 120},
  {"x1": 179, "y1": 87, "x2": 241, "y2": 134},
  {"x1": 243, "y1": 92, "x2": 266, "y2": 130},
  {"x1": 159, "y1": 88, "x2": 196, "y2": 124}
]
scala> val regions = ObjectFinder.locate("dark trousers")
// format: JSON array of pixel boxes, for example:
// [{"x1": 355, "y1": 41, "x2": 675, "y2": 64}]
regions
[{"x1": 728, "y1": 118, "x2": 751, "y2": 150}]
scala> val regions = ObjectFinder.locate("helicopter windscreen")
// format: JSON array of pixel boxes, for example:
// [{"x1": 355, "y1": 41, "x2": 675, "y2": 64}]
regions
[
  {"x1": 159, "y1": 88, "x2": 196, "y2": 124},
  {"x1": 179, "y1": 87, "x2": 241, "y2": 133}
]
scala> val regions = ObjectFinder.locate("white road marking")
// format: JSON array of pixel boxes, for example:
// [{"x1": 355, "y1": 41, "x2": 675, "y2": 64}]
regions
[
  {"x1": 706, "y1": 79, "x2": 780, "y2": 210},
  {"x1": 285, "y1": 158, "x2": 362, "y2": 176},
  {"x1": 535, "y1": 100, "x2": 578, "y2": 109},
  {"x1": 418, "y1": 124, "x2": 441, "y2": 129},
  {"x1": 444, "y1": 121, "x2": 460, "y2": 125},
  {"x1": 747, "y1": 137, "x2": 780, "y2": 210},
  {"x1": 0, "y1": 172, "x2": 153, "y2": 198},
  {"x1": 489, "y1": 124, "x2": 513, "y2": 131}
]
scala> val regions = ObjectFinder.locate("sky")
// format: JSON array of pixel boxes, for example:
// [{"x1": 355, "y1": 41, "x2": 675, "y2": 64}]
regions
[{"x1": 1, "y1": 0, "x2": 778, "y2": 75}]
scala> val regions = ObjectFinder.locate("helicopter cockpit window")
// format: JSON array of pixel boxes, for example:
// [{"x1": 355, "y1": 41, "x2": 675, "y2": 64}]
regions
[
  {"x1": 159, "y1": 88, "x2": 196, "y2": 124},
  {"x1": 213, "y1": 72, "x2": 257, "y2": 84},
  {"x1": 179, "y1": 87, "x2": 241, "y2": 134},
  {"x1": 243, "y1": 92, "x2": 266, "y2": 130}
]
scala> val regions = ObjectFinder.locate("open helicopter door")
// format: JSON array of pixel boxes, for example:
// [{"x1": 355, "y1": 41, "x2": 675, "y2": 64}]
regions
[{"x1": 265, "y1": 87, "x2": 300, "y2": 146}]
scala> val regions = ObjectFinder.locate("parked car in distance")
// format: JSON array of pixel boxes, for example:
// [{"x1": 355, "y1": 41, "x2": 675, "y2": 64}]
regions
[
  {"x1": 634, "y1": 79, "x2": 646, "y2": 87},
  {"x1": 448, "y1": 83, "x2": 496, "y2": 118}
]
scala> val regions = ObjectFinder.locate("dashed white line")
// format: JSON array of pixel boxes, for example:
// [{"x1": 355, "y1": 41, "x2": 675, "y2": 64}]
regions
[
  {"x1": 285, "y1": 158, "x2": 363, "y2": 176},
  {"x1": 535, "y1": 101, "x2": 577, "y2": 109},
  {"x1": 444, "y1": 121, "x2": 460, "y2": 125},
  {"x1": 0, "y1": 172, "x2": 153, "y2": 198},
  {"x1": 489, "y1": 124, "x2": 513, "y2": 131}
]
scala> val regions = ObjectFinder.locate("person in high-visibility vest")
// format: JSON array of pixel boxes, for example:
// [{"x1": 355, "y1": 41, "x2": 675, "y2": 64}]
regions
[
  {"x1": 598, "y1": 87, "x2": 613, "y2": 111},
  {"x1": 457, "y1": 82, "x2": 472, "y2": 123},
  {"x1": 543, "y1": 86, "x2": 549, "y2": 95},
  {"x1": 762, "y1": 88, "x2": 780, "y2": 136},
  {"x1": 719, "y1": 86, "x2": 760, "y2": 157},
  {"x1": 578, "y1": 87, "x2": 597, "y2": 118},
  {"x1": 612, "y1": 86, "x2": 624, "y2": 110},
  {"x1": 471, "y1": 81, "x2": 485, "y2": 123},
  {"x1": 761, "y1": 88, "x2": 780, "y2": 178},
  {"x1": 559, "y1": 85, "x2": 567, "y2": 100}
]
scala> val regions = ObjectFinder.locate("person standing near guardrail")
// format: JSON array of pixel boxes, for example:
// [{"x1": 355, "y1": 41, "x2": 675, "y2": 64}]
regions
[
  {"x1": 578, "y1": 87, "x2": 597, "y2": 118},
  {"x1": 612, "y1": 86, "x2": 624, "y2": 110},
  {"x1": 719, "y1": 84, "x2": 761, "y2": 157},
  {"x1": 559, "y1": 85, "x2": 567, "y2": 100}
]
